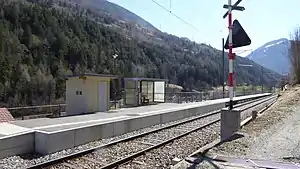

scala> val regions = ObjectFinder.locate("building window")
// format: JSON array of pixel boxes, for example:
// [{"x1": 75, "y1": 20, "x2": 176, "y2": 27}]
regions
[{"x1": 76, "y1": 90, "x2": 83, "y2": 95}]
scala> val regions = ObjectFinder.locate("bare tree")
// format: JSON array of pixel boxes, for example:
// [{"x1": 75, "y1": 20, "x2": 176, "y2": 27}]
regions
[{"x1": 289, "y1": 27, "x2": 300, "y2": 84}]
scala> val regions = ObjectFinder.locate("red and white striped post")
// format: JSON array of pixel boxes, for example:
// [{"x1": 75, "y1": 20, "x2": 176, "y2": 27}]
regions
[
  {"x1": 228, "y1": 0, "x2": 234, "y2": 110},
  {"x1": 221, "y1": 0, "x2": 246, "y2": 141}
]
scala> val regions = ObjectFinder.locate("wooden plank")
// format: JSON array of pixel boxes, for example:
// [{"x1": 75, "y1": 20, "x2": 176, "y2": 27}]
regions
[{"x1": 61, "y1": 162, "x2": 80, "y2": 169}]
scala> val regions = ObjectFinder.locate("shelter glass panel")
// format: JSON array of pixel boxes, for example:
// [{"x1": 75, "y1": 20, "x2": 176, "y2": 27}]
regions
[
  {"x1": 154, "y1": 81, "x2": 165, "y2": 102},
  {"x1": 147, "y1": 81, "x2": 153, "y2": 102},
  {"x1": 125, "y1": 80, "x2": 137, "y2": 105}
]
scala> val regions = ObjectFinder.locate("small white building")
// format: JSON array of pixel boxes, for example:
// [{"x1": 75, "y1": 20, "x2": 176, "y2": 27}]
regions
[{"x1": 66, "y1": 73, "x2": 117, "y2": 116}]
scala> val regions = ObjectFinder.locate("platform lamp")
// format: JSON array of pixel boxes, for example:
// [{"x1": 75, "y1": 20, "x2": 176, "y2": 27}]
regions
[
  {"x1": 112, "y1": 53, "x2": 118, "y2": 109},
  {"x1": 112, "y1": 54, "x2": 118, "y2": 73},
  {"x1": 261, "y1": 50, "x2": 267, "y2": 93}
]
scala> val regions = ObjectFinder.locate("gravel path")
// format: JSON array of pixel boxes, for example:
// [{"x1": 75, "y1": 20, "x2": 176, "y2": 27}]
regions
[
  {"x1": 173, "y1": 86, "x2": 300, "y2": 169},
  {"x1": 248, "y1": 105, "x2": 300, "y2": 161}
]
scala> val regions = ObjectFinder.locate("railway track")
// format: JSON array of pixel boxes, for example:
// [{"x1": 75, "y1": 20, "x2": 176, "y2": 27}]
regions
[{"x1": 26, "y1": 95, "x2": 276, "y2": 169}]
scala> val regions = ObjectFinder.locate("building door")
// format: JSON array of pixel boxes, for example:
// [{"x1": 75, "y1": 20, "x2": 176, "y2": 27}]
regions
[
  {"x1": 98, "y1": 81, "x2": 108, "y2": 112},
  {"x1": 80, "y1": 86, "x2": 88, "y2": 114},
  {"x1": 78, "y1": 80, "x2": 88, "y2": 114}
]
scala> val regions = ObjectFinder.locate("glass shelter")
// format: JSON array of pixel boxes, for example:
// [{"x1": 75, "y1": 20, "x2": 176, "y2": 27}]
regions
[{"x1": 124, "y1": 78, "x2": 168, "y2": 107}]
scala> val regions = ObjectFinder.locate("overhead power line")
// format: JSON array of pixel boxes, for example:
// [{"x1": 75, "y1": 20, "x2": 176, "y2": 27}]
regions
[{"x1": 151, "y1": 0, "x2": 202, "y2": 34}]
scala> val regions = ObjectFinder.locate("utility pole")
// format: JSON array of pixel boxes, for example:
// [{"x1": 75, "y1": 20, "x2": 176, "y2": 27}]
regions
[
  {"x1": 112, "y1": 54, "x2": 118, "y2": 109},
  {"x1": 223, "y1": 0, "x2": 245, "y2": 110},
  {"x1": 222, "y1": 38, "x2": 225, "y2": 98},
  {"x1": 262, "y1": 50, "x2": 266, "y2": 93},
  {"x1": 261, "y1": 66, "x2": 264, "y2": 93}
]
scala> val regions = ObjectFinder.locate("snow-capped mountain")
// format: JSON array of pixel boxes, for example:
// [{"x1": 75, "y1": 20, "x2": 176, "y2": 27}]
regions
[{"x1": 246, "y1": 38, "x2": 291, "y2": 74}]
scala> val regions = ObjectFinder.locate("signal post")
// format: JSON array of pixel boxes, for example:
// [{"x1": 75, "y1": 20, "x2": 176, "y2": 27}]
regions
[{"x1": 221, "y1": 0, "x2": 251, "y2": 141}]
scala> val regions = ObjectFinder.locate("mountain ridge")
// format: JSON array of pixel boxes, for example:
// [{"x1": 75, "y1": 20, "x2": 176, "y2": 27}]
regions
[
  {"x1": 0, "y1": 0, "x2": 280, "y2": 107},
  {"x1": 246, "y1": 38, "x2": 290, "y2": 74},
  {"x1": 65, "y1": 0, "x2": 159, "y2": 32}
]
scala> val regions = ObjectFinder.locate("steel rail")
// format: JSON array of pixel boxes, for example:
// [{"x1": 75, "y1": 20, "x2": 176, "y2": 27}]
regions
[
  {"x1": 233, "y1": 95, "x2": 274, "y2": 109},
  {"x1": 187, "y1": 97, "x2": 277, "y2": 158},
  {"x1": 27, "y1": 111, "x2": 221, "y2": 169},
  {"x1": 99, "y1": 119, "x2": 220, "y2": 169},
  {"x1": 239, "y1": 95, "x2": 277, "y2": 111},
  {"x1": 26, "y1": 96, "x2": 273, "y2": 169},
  {"x1": 99, "y1": 96, "x2": 276, "y2": 169}
]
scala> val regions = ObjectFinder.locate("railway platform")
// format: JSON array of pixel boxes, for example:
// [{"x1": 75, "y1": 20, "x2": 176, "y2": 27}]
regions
[{"x1": 0, "y1": 93, "x2": 271, "y2": 159}]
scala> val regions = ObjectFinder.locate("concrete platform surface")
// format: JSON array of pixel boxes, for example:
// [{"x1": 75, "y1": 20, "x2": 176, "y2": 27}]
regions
[
  {"x1": 0, "y1": 123, "x2": 33, "y2": 137},
  {"x1": 12, "y1": 103, "x2": 215, "y2": 132},
  {"x1": 0, "y1": 93, "x2": 271, "y2": 158},
  {"x1": 11, "y1": 93, "x2": 270, "y2": 133},
  {"x1": 15, "y1": 101, "x2": 227, "y2": 134}
]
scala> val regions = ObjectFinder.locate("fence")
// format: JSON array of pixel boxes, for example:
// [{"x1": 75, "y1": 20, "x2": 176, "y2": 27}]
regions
[
  {"x1": 164, "y1": 89, "x2": 272, "y2": 104},
  {"x1": 6, "y1": 88, "x2": 275, "y2": 119},
  {"x1": 8, "y1": 104, "x2": 66, "y2": 120},
  {"x1": 107, "y1": 88, "x2": 275, "y2": 109}
]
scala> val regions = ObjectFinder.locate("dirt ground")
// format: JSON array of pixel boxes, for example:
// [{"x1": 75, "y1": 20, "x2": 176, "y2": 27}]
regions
[{"x1": 173, "y1": 85, "x2": 300, "y2": 169}]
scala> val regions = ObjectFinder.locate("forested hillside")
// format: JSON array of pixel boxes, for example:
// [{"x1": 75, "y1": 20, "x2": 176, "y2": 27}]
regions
[{"x1": 0, "y1": 0, "x2": 279, "y2": 107}]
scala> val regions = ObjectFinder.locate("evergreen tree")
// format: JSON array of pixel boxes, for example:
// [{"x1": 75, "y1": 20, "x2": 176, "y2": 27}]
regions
[{"x1": 0, "y1": 0, "x2": 279, "y2": 107}]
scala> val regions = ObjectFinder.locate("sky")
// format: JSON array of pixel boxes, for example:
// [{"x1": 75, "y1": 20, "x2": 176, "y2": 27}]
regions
[{"x1": 107, "y1": 0, "x2": 300, "y2": 56}]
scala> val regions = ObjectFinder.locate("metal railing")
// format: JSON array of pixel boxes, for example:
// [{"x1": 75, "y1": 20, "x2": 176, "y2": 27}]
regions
[
  {"x1": 8, "y1": 104, "x2": 66, "y2": 120},
  {"x1": 103, "y1": 89, "x2": 274, "y2": 109},
  {"x1": 167, "y1": 89, "x2": 273, "y2": 104}
]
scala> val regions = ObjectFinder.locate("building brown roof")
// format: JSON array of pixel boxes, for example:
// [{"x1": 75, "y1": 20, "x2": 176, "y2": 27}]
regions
[
  {"x1": 67, "y1": 73, "x2": 118, "y2": 79},
  {"x1": 124, "y1": 77, "x2": 168, "y2": 82},
  {"x1": 0, "y1": 108, "x2": 14, "y2": 123}
]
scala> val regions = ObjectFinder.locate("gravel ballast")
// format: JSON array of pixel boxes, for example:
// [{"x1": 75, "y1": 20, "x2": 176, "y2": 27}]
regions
[
  {"x1": 0, "y1": 97, "x2": 271, "y2": 169},
  {"x1": 121, "y1": 122, "x2": 220, "y2": 169},
  {"x1": 175, "y1": 87, "x2": 300, "y2": 169},
  {"x1": 0, "y1": 110, "x2": 220, "y2": 169}
]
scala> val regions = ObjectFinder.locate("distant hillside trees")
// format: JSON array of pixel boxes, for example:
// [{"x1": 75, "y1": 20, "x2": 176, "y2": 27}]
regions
[{"x1": 0, "y1": 0, "x2": 279, "y2": 107}]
